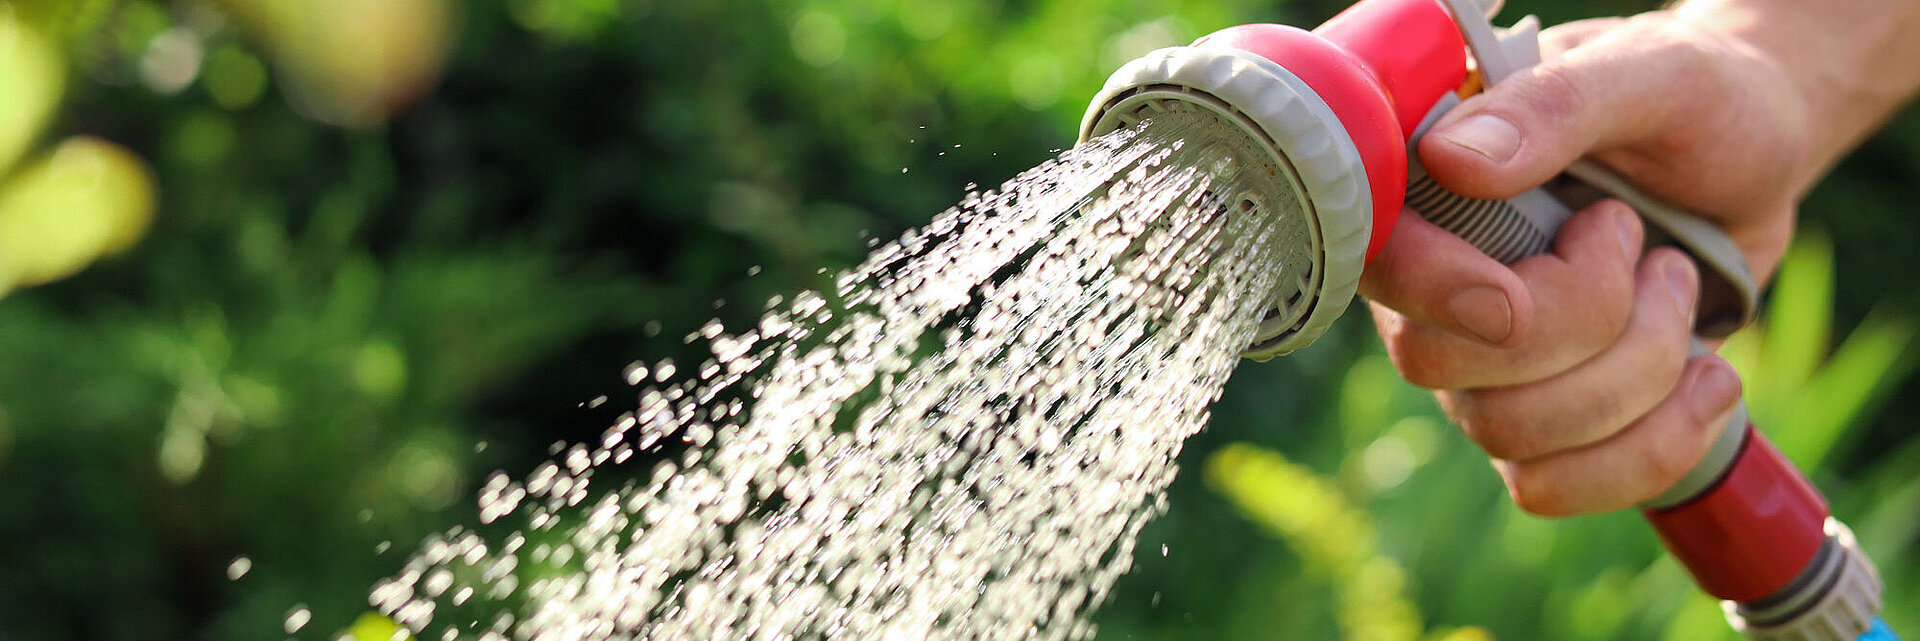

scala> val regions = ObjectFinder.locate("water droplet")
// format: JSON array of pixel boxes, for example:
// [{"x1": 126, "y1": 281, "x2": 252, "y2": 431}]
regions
[
  {"x1": 226, "y1": 556, "x2": 252, "y2": 580},
  {"x1": 359, "y1": 108, "x2": 1296, "y2": 639},
  {"x1": 284, "y1": 605, "x2": 311, "y2": 634}
]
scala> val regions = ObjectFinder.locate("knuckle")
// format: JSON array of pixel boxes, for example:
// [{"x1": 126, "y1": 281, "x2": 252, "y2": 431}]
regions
[
  {"x1": 1514, "y1": 63, "x2": 1591, "y2": 126},
  {"x1": 1575, "y1": 388, "x2": 1632, "y2": 445},
  {"x1": 1651, "y1": 29, "x2": 1717, "y2": 78},
  {"x1": 1379, "y1": 324, "x2": 1459, "y2": 389},
  {"x1": 1579, "y1": 262, "x2": 1638, "y2": 349},
  {"x1": 1387, "y1": 342, "x2": 1456, "y2": 390},
  {"x1": 1505, "y1": 468, "x2": 1576, "y2": 518},
  {"x1": 1639, "y1": 439, "x2": 1698, "y2": 502},
  {"x1": 1455, "y1": 399, "x2": 1543, "y2": 461},
  {"x1": 1621, "y1": 16, "x2": 1719, "y2": 80},
  {"x1": 1640, "y1": 413, "x2": 1717, "y2": 497},
  {"x1": 1651, "y1": 323, "x2": 1691, "y2": 371},
  {"x1": 1478, "y1": 430, "x2": 1539, "y2": 462},
  {"x1": 1633, "y1": 285, "x2": 1696, "y2": 374}
]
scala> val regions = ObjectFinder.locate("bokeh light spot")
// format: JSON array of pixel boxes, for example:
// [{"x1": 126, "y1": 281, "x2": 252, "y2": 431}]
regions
[
  {"x1": 1102, "y1": 18, "x2": 1186, "y2": 75},
  {"x1": 240, "y1": 0, "x2": 450, "y2": 126},
  {"x1": 167, "y1": 109, "x2": 236, "y2": 168},
  {"x1": 1385, "y1": 415, "x2": 1440, "y2": 464},
  {"x1": 1009, "y1": 55, "x2": 1062, "y2": 110},
  {"x1": 138, "y1": 27, "x2": 202, "y2": 94},
  {"x1": 204, "y1": 44, "x2": 267, "y2": 110},
  {"x1": 1361, "y1": 433, "x2": 1415, "y2": 491},
  {"x1": 899, "y1": 0, "x2": 953, "y2": 40},
  {"x1": 354, "y1": 340, "x2": 408, "y2": 402},
  {"x1": 509, "y1": 0, "x2": 622, "y2": 41},
  {"x1": 157, "y1": 422, "x2": 206, "y2": 484},
  {"x1": 791, "y1": 10, "x2": 846, "y2": 67},
  {"x1": 225, "y1": 555, "x2": 252, "y2": 580},
  {"x1": 389, "y1": 443, "x2": 458, "y2": 510},
  {"x1": 283, "y1": 605, "x2": 311, "y2": 634}
]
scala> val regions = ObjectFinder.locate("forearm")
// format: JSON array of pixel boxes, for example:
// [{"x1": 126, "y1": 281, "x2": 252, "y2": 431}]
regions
[{"x1": 1676, "y1": 0, "x2": 1920, "y2": 175}]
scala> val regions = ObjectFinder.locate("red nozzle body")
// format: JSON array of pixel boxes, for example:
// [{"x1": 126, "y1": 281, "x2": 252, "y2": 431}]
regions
[
  {"x1": 1313, "y1": 0, "x2": 1472, "y2": 136},
  {"x1": 1195, "y1": 0, "x2": 1466, "y2": 260}
]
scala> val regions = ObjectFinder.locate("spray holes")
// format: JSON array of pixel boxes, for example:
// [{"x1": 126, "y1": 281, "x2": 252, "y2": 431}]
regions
[{"x1": 1291, "y1": 271, "x2": 1313, "y2": 302}]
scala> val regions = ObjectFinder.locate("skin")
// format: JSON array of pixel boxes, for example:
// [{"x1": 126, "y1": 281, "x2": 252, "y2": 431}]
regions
[{"x1": 1361, "y1": 0, "x2": 1920, "y2": 517}]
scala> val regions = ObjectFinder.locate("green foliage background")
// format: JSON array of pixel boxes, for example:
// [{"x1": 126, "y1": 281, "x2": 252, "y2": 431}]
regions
[{"x1": 0, "y1": 0, "x2": 1915, "y2": 639}]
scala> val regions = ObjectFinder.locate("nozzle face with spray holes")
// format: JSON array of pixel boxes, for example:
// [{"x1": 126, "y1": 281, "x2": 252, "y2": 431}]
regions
[
  {"x1": 1079, "y1": 0, "x2": 1466, "y2": 358},
  {"x1": 1080, "y1": 45, "x2": 1373, "y2": 359}
]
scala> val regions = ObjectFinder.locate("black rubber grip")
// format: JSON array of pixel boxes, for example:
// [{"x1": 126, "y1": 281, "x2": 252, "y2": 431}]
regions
[{"x1": 1406, "y1": 173, "x2": 1555, "y2": 263}]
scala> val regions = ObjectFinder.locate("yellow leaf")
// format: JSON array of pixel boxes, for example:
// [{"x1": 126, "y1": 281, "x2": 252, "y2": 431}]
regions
[
  {"x1": 0, "y1": 9, "x2": 65, "y2": 173},
  {"x1": 216, "y1": 0, "x2": 451, "y2": 125},
  {"x1": 346, "y1": 612, "x2": 414, "y2": 641},
  {"x1": 0, "y1": 137, "x2": 156, "y2": 293}
]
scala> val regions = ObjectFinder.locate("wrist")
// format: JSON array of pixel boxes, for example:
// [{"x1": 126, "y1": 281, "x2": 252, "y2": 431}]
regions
[{"x1": 1675, "y1": 0, "x2": 1920, "y2": 175}]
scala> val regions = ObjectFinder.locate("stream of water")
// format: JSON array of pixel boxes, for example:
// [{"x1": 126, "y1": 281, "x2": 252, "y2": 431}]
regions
[{"x1": 368, "y1": 107, "x2": 1300, "y2": 640}]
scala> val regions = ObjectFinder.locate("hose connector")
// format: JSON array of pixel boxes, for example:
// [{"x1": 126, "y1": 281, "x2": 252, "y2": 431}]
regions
[{"x1": 1726, "y1": 519, "x2": 1884, "y2": 641}]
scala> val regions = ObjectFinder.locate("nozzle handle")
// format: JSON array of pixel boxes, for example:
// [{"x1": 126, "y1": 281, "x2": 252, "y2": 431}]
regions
[
  {"x1": 1405, "y1": 92, "x2": 1758, "y2": 337},
  {"x1": 1405, "y1": 85, "x2": 1883, "y2": 641}
]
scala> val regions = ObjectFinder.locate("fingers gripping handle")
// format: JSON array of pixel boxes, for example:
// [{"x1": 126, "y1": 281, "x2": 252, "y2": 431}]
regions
[
  {"x1": 1405, "y1": 96, "x2": 1879, "y2": 641},
  {"x1": 1406, "y1": 92, "x2": 1758, "y2": 335}
]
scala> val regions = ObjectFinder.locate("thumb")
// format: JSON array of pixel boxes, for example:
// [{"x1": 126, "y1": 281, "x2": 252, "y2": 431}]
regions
[{"x1": 1416, "y1": 38, "x2": 1678, "y2": 200}]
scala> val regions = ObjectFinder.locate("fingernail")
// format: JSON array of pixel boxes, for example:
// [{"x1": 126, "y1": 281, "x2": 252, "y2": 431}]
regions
[
  {"x1": 1449, "y1": 286, "x2": 1513, "y2": 344},
  {"x1": 1438, "y1": 114, "x2": 1522, "y2": 163},
  {"x1": 1688, "y1": 360, "x2": 1741, "y2": 424},
  {"x1": 1615, "y1": 207, "x2": 1640, "y2": 257},
  {"x1": 1665, "y1": 254, "x2": 1698, "y2": 324}
]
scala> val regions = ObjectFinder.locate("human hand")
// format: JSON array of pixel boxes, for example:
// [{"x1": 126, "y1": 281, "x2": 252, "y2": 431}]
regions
[{"x1": 1359, "y1": 10, "x2": 1824, "y2": 516}]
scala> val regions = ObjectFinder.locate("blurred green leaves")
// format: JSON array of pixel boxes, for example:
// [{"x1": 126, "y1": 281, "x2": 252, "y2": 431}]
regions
[
  {"x1": 1195, "y1": 229, "x2": 1919, "y2": 641},
  {"x1": 0, "y1": 0, "x2": 1916, "y2": 639},
  {"x1": 1723, "y1": 230, "x2": 1920, "y2": 472},
  {"x1": 1208, "y1": 442, "x2": 1435, "y2": 641}
]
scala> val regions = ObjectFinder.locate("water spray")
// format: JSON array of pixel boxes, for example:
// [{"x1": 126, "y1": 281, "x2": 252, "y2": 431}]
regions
[{"x1": 1080, "y1": 0, "x2": 1893, "y2": 638}]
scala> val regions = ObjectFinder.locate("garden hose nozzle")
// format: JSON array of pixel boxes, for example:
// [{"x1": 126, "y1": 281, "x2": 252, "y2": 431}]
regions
[{"x1": 1079, "y1": 0, "x2": 1892, "y2": 638}]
